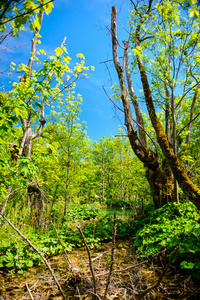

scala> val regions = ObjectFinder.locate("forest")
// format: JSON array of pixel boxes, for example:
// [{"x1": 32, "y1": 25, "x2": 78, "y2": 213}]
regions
[{"x1": 0, "y1": 0, "x2": 200, "y2": 299}]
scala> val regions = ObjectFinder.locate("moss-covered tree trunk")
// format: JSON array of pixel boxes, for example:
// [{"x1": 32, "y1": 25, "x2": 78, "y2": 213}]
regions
[
  {"x1": 111, "y1": 3, "x2": 200, "y2": 209},
  {"x1": 111, "y1": 6, "x2": 174, "y2": 209}
]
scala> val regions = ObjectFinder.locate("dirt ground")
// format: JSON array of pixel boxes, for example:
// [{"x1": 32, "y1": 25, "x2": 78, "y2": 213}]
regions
[{"x1": 0, "y1": 240, "x2": 200, "y2": 300}]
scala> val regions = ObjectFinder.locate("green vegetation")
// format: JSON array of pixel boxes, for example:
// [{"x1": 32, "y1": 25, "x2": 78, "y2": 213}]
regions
[
  {"x1": 134, "y1": 202, "x2": 200, "y2": 280},
  {"x1": 0, "y1": 0, "x2": 200, "y2": 291}
]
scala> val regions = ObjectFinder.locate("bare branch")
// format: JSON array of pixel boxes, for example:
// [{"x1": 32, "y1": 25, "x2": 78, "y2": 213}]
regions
[
  {"x1": 48, "y1": 220, "x2": 72, "y2": 269},
  {"x1": 0, "y1": 185, "x2": 12, "y2": 216},
  {"x1": 76, "y1": 225, "x2": 97, "y2": 297},
  {"x1": 103, "y1": 213, "x2": 117, "y2": 300},
  {"x1": 102, "y1": 85, "x2": 124, "y2": 113},
  {"x1": 106, "y1": 25, "x2": 125, "y2": 50},
  {"x1": 96, "y1": 260, "x2": 148, "y2": 277},
  {"x1": 177, "y1": 111, "x2": 200, "y2": 138},
  {"x1": 0, "y1": 213, "x2": 67, "y2": 300},
  {"x1": 25, "y1": 282, "x2": 35, "y2": 300},
  {"x1": 138, "y1": 245, "x2": 180, "y2": 300}
]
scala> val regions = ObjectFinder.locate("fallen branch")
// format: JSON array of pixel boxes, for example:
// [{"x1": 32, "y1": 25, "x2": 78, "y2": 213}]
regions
[
  {"x1": 76, "y1": 286, "x2": 81, "y2": 300},
  {"x1": 92, "y1": 249, "x2": 111, "y2": 262},
  {"x1": 103, "y1": 213, "x2": 117, "y2": 300},
  {"x1": 26, "y1": 282, "x2": 35, "y2": 300},
  {"x1": 0, "y1": 213, "x2": 67, "y2": 300},
  {"x1": 76, "y1": 225, "x2": 97, "y2": 299},
  {"x1": 48, "y1": 220, "x2": 72, "y2": 269},
  {"x1": 88, "y1": 291, "x2": 103, "y2": 300},
  {"x1": 138, "y1": 245, "x2": 180, "y2": 300},
  {"x1": 96, "y1": 260, "x2": 148, "y2": 277}
]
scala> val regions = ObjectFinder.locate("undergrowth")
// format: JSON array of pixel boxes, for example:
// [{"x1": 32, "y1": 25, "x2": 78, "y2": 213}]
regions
[
  {"x1": 1, "y1": 201, "x2": 200, "y2": 281},
  {"x1": 133, "y1": 202, "x2": 200, "y2": 280}
]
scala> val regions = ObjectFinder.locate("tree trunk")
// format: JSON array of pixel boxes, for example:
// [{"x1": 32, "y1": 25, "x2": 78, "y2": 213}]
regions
[
  {"x1": 132, "y1": 1, "x2": 200, "y2": 208},
  {"x1": 102, "y1": 147, "x2": 105, "y2": 202},
  {"x1": 111, "y1": 6, "x2": 174, "y2": 209},
  {"x1": 28, "y1": 183, "x2": 43, "y2": 227},
  {"x1": 64, "y1": 156, "x2": 70, "y2": 217}
]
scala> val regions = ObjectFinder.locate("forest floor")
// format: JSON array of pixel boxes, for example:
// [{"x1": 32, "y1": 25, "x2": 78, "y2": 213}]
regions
[{"x1": 0, "y1": 240, "x2": 200, "y2": 300}]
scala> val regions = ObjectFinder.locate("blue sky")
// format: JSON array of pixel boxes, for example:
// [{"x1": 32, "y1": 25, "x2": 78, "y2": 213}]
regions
[{"x1": 1, "y1": 0, "x2": 132, "y2": 141}]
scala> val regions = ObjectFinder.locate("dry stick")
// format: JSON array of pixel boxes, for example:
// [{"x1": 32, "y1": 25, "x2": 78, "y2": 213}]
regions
[
  {"x1": 92, "y1": 249, "x2": 111, "y2": 262},
  {"x1": 96, "y1": 260, "x2": 148, "y2": 277},
  {"x1": 88, "y1": 291, "x2": 103, "y2": 300},
  {"x1": 137, "y1": 245, "x2": 180, "y2": 300},
  {"x1": 0, "y1": 213, "x2": 67, "y2": 300},
  {"x1": 0, "y1": 185, "x2": 12, "y2": 216},
  {"x1": 25, "y1": 282, "x2": 35, "y2": 300},
  {"x1": 76, "y1": 286, "x2": 81, "y2": 300},
  {"x1": 103, "y1": 213, "x2": 117, "y2": 300},
  {"x1": 49, "y1": 220, "x2": 72, "y2": 269},
  {"x1": 76, "y1": 225, "x2": 97, "y2": 297}
]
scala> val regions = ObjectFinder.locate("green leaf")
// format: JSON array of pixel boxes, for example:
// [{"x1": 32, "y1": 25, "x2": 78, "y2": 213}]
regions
[
  {"x1": 55, "y1": 47, "x2": 63, "y2": 56},
  {"x1": 180, "y1": 261, "x2": 195, "y2": 269}
]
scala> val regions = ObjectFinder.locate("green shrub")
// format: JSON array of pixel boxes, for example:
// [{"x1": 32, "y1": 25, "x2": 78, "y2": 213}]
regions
[{"x1": 133, "y1": 202, "x2": 200, "y2": 279}]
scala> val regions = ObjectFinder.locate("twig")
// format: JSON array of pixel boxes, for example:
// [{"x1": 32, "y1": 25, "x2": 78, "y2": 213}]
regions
[
  {"x1": 0, "y1": 185, "x2": 12, "y2": 216},
  {"x1": 48, "y1": 220, "x2": 71, "y2": 269},
  {"x1": 76, "y1": 286, "x2": 81, "y2": 300},
  {"x1": 103, "y1": 213, "x2": 117, "y2": 300},
  {"x1": 26, "y1": 282, "x2": 35, "y2": 300},
  {"x1": 92, "y1": 250, "x2": 111, "y2": 262},
  {"x1": 0, "y1": 213, "x2": 67, "y2": 300},
  {"x1": 96, "y1": 260, "x2": 148, "y2": 277},
  {"x1": 99, "y1": 56, "x2": 123, "y2": 64},
  {"x1": 137, "y1": 245, "x2": 180, "y2": 299},
  {"x1": 0, "y1": 0, "x2": 54, "y2": 25},
  {"x1": 102, "y1": 85, "x2": 124, "y2": 113},
  {"x1": 88, "y1": 291, "x2": 103, "y2": 300},
  {"x1": 76, "y1": 225, "x2": 97, "y2": 298}
]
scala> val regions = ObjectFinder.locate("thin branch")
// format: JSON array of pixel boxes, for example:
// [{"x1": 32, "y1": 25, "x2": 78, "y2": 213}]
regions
[
  {"x1": 25, "y1": 282, "x2": 35, "y2": 300},
  {"x1": 138, "y1": 245, "x2": 180, "y2": 300},
  {"x1": 0, "y1": 213, "x2": 67, "y2": 300},
  {"x1": 177, "y1": 112, "x2": 200, "y2": 137},
  {"x1": 0, "y1": 185, "x2": 12, "y2": 216},
  {"x1": 92, "y1": 250, "x2": 111, "y2": 262},
  {"x1": 175, "y1": 82, "x2": 199, "y2": 110},
  {"x1": 132, "y1": 118, "x2": 159, "y2": 155},
  {"x1": 76, "y1": 225, "x2": 97, "y2": 297},
  {"x1": 103, "y1": 213, "x2": 117, "y2": 300},
  {"x1": 102, "y1": 85, "x2": 124, "y2": 113},
  {"x1": 76, "y1": 286, "x2": 81, "y2": 300},
  {"x1": 0, "y1": 42, "x2": 31, "y2": 51},
  {"x1": 99, "y1": 57, "x2": 123, "y2": 64},
  {"x1": 189, "y1": 68, "x2": 200, "y2": 86},
  {"x1": 48, "y1": 220, "x2": 72, "y2": 269},
  {"x1": 140, "y1": 35, "x2": 154, "y2": 42},
  {"x1": 96, "y1": 260, "x2": 148, "y2": 277},
  {"x1": 106, "y1": 25, "x2": 125, "y2": 50},
  {"x1": 0, "y1": 0, "x2": 54, "y2": 25},
  {"x1": 88, "y1": 291, "x2": 103, "y2": 300},
  {"x1": 0, "y1": 0, "x2": 14, "y2": 22}
]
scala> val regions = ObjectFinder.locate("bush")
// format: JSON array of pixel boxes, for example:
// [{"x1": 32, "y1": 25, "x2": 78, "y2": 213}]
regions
[{"x1": 133, "y1": 202, "x2": 200, "y2": 280}]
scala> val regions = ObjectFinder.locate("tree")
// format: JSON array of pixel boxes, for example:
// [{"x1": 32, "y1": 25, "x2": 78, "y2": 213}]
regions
[
  {"x1": 42, "y1": 95, "x2": 90, "y2": 217},
  {"x1": 0, "y1": 0, "x2": 54, "y2": 44},
  {"x1": 0, "y1": 3, "x2": 93, "y2": 224},
  {"x1": 91, "y1": 132, "x2": 148, "y2": 208},
  {"x1": 110, "y1": 0, "x2": 200, "y2": 209}
]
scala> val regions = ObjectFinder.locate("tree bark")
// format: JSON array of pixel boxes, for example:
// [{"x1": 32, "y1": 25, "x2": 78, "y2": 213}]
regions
[
  {"x1": 132, "y1": 2, "x2": 200, "y2": 208},
  {"x1": 111, "y1": 6, "x2": 173, "y2": 208}
]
